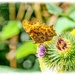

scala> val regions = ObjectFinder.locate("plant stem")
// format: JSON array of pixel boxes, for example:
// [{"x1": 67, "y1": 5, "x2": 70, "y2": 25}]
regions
[
  {"x1": 9, "y1": 3, "x2": 16, "y2": 20},
  {"x1": 16, "y1": 3, "x2": 25, "y2": 20}
]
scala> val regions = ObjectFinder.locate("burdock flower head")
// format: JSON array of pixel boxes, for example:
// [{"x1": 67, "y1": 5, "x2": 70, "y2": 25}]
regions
[
  {"x1": 36, "y1": 44, "x2": 46, "y2": 57},
  {"x1": 56, "y1": 36, "x2": 71, "y2": 53},
  {"x1": 42, "y1": 32, "x2": 75, "y2": 72}
]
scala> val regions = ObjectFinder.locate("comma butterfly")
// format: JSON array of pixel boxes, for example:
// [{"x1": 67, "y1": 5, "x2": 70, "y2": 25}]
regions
[{"x1": 22, "y1": 20, "x2": 56, "y2": 43}]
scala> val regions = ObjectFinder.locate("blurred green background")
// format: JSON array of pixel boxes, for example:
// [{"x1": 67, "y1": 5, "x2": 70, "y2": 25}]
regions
[{"x1": 0, "y1": 2, "x2": 75, "y2": 72}]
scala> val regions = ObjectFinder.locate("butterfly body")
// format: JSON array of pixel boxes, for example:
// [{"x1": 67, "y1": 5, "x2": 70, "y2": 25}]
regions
[{"x1": 22, "y1": 20, "x2": 56, "y2": 43}]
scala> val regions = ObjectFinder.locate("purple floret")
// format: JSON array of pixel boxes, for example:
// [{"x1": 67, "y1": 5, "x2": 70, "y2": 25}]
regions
[{"x1": 37, "y1": 44, "x2": 46, "y2": 57}]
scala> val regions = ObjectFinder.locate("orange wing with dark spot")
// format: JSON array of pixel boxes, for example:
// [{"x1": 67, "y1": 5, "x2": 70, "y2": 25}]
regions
[{"x1": 22, "y1": 20, "x2": 56, "y2": 43}]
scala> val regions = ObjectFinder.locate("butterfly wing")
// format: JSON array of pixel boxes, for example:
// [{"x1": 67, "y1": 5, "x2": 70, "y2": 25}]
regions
[{"x1": 22, "y1": 20, "x2": 56, "y2": 43}]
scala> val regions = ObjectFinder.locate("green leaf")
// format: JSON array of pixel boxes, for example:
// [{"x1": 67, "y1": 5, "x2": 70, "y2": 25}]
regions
[
  {"x1": 1, "y1": 20, "x2": 22, "y2": 40},
  {"x1": 0, "y1": 66, "x2": 14, "y2": 72},
  {"x1": 69, "y1": 10, "x2": 75, "y2": 21},
  {"x1": 0, "y1": 15, "x2": 7, "y2": 26},
  {"x1": 16, "y1": 40, "x2": 37, "y2": 59},
  {"x1": 46, "y1": 3, "x2": 63, "y2": 15},
  {"x1": 31, "y1": 59, "x2": 40, "y2": 71},
  {"x1": 54, "y1": 17, "x2": 75, "y2": 35},
  {"x1": 0, "y1": 42, "x2": 6, "y2": 50},
  {"x1": 46, "y1": 3, "x2": 75, "y2": 21},
  {"x1": 20, "y1": 32, "x2": 30, "y2": 41},
  {"x1": 64, "y1": 4, "x2": 75, "y2": 15}
]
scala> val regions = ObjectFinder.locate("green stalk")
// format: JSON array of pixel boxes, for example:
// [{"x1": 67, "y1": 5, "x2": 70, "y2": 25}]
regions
[
  {"x1": 24, "y1": 5, "x2": 33, "y2": 20},
  {"x1": 9, "y1": 3, "x2": 16, "y2": 20},
  {"x1": 33, "y1": 3, "x2": 43, "y2": 23},
  {"x1": 16, "y1": 3, "x2": 25, "y2": 20}
]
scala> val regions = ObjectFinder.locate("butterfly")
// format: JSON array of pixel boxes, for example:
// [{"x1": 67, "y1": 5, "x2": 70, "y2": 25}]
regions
[{"x1": 22, "y1": 20, "x2": 56, "y2": 43}]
